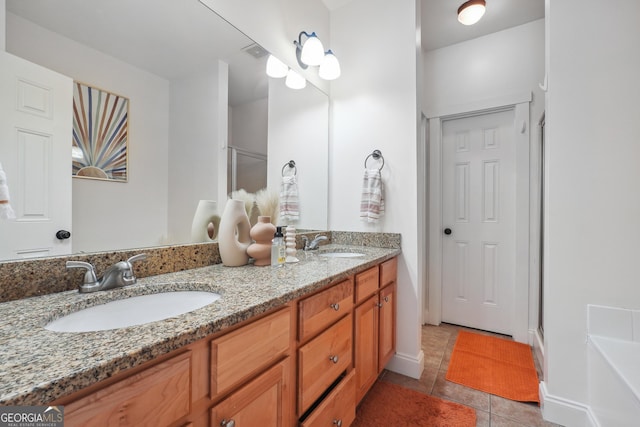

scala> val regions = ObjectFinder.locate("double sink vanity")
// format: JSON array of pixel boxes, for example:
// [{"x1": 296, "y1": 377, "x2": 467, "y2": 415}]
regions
[{"x1": 0, "y1": 232, "x2": 400, "y2": 427}]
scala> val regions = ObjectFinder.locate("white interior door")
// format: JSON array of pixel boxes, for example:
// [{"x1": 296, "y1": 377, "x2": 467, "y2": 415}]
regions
[
  {"x1": 0, "y1": 51, "x2": 73, "y2": 260},
  {"x1": 441, "y1": 108, "x2": 516, "y2": 335}
]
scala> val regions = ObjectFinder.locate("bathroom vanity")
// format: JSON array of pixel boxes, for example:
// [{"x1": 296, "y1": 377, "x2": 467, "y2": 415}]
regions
[{"x1": 0, "y1": 240, "x2": 399, "y2": 427}]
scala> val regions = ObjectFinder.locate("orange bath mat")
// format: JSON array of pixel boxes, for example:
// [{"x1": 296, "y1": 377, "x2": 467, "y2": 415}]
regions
[
  {"x1": 446, "y1": 331, "x2": 540, "y2": 403},
  {"x1": 352, "y1": 380, "x2": 476, "y2": 427}
]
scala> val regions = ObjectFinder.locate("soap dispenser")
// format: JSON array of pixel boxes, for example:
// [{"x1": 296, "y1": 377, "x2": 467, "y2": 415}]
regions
[{"x1": 271, "y1": 226, "x2": 286, "y2": 267}]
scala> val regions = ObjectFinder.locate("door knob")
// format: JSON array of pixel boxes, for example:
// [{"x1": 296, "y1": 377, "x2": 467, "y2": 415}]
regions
[
  {"x1": 56, "y1": 230, "x2": 71, "y2": 240},
  {"x1": 444, "y1": 228, "x2": 452, "y2": 235}
]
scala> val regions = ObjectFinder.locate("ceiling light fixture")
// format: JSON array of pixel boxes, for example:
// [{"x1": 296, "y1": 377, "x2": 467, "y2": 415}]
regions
[{"x1": 457, "y1": 0, "x2": 486, "y2": 26}]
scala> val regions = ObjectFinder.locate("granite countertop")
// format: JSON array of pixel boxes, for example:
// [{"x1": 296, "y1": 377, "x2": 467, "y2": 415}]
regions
[{"x1": 0, "y1": 244, "x2": 400, "y2": 405}]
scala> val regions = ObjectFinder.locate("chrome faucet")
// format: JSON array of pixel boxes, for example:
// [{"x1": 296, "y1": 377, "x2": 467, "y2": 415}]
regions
[
  {"x1": 301, "y1": 234, "x2": 328, "y2": 251},
  {"x1": 66, "y1": 254, "x2": 147, "y2": 293}
]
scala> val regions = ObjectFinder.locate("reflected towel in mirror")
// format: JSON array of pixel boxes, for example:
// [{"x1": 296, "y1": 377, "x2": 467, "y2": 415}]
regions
[{"x1": 280, "y1": 175, "x2": 300, "y2": 221}]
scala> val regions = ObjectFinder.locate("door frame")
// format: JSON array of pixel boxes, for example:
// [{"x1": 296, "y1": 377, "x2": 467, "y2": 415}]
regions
[{"x1": 425, "y1": 92, "x2": 532, "y2": 343}]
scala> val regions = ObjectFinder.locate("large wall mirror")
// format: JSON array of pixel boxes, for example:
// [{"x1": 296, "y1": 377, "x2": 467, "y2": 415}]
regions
[{"x1": 0, "y1": 0, "x2": 329, "y2": 262}]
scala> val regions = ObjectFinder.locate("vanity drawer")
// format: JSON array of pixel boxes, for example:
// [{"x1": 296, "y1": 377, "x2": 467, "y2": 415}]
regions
[
  {"x1": 380, "y1": 257, "x2": 397, "y2": 287},
  {"x1": 64, "y1": 352, "x2": 191, "y2": 427},
  {"x1": 211, "y1": 308, "x2": 291, "y2": 397},
  {"x1": 298, "y1": 279, "x2": 353, "y2": 342},
  {"x1": 355, "y1": 266, "x2": 379, "y2": 304},
  {"x1": 300, "y1": 371, "x2": 355, "y2": 427},
  {"x1": 298, "y1": 313, "x2": 352, "y2": 414}
]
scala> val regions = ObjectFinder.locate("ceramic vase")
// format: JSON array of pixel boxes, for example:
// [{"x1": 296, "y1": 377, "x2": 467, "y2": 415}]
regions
[
  {"x1": 247, "y1": 216, "x2": 276, "y2": 266},
  {"x1": 218, "y1": 199, "x2": 252, "y2": 267},
  {"x1": 190, "y1": 200, "x2": 221, "y2": 243}
]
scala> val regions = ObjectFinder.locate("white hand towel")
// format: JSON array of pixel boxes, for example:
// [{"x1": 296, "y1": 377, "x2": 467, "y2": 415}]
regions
[
  {"x1": 360, "y1": 168, "x2": 384, "y2": 223},
  {"x1": 0, "y1": 162, "x2": 16, "y2": 220},
  {"x1": 280, "y1": 175, "x2": 300, "y2": 221}
]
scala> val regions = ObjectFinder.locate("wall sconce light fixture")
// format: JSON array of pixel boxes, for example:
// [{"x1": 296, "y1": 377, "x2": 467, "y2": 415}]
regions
[
  {"x1": 285, "y1": 69, "x2": 306, "y2": 90},
  {"x1": 294, "y1": 31, "x2": 341, "y2": 80},
  {"x1": 266, "y1": 55, "x2": 288, "y2": 78},
  {"x1": 457, "y1": 0, "x2": 486, "y2": 26}
]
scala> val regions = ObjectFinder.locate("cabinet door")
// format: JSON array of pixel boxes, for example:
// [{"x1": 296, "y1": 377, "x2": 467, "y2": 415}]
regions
[
  {"x1": 378, "y1": 283, "x2": 396, "y2": 373},
  {"x1": 211, "y1": 358, "x2": 291, "y2": 427},
  {"x1": 300, "y1": 371, "x2": 355, "y2": 427},
  {"x1": 354, "y1": 295, "x2": 378, "y2": 403},
  {"x1": 64, "y1": 352, "x2": 191, "y2": 427}
]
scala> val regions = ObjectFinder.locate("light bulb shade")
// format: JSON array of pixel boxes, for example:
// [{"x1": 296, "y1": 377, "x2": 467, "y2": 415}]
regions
[
  {"x1": 319, "y1": 50, "x2": 341, "y2": 80},
  {"x1": 266, "y1": 55, "x2": 288, "y2": 78},
  {"x1": 285, "y1": 69, "x2": 306, "y2": 89},
  {"x1": 457, "y1": 0, "x2": 486, "y2": 26},
  {"x1": 300, "y1": 33, "x2": 325, "y2": 66}
]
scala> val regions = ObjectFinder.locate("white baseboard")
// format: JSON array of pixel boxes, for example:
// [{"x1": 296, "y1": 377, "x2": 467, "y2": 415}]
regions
[
  {"x1": 539, "y1": 381, "x2": 599, "y2": 427},
  {"x1": 385, "y1": 350, "x2": 425, "y2": 380}
]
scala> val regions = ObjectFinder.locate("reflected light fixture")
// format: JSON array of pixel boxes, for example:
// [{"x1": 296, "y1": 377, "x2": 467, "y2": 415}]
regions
[
  {"x1": 285, "y1": 69, "x2": 306, "y2": 90},
  {"x1": 318, "y1": 49, "x2": 341, "y2": 80},
  {"x1": 266, "y1": 54, "x2": 288, "y2": 78},
  {"x1": 457, "y1": 0, "x2": 486, "y2": 26},
  {"x1": 294, "y1": 31, "x2": 325, "y2": 67}
]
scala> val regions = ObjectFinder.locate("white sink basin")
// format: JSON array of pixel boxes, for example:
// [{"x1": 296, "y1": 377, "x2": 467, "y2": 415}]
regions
[
  {"x1": 319, "y1": 252, "x2": 365, "y2": 258},
  {"x1": 45, "y1": 291, "x2": 221, "y2": 332}
]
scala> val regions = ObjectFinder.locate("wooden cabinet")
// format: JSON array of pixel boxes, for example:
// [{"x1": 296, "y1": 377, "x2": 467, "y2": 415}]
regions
[
  {"x1": 54, "y1": 256, "x2": 397, "y2": 427},
  {"x1": 297, "y1": 278, "x2": 355, "y2": 425},
  {"x1": 354, "y1": 258, "x2": 397, "y2": 404},
  {"x1": 210, "y1": 359, "x2": 291, "y2": 427},
  {"x1": 63, "y1": 352, "x2": 191, "y2": 427}
]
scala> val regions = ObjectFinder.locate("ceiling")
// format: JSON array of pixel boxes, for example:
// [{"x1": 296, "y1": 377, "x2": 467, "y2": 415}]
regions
[{"x1": 322, "y1": 0, "x2": 544, "y2": 52}]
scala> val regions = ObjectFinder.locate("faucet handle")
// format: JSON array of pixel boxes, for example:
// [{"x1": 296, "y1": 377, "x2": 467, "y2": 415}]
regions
[
  {"x1": 123, "y1": 253, "x2": 147, "y2": 279},
  {"x1": 66, "y1": 261, "x2": 99, "y2": 290},
  {"x1": 127, "y1": 253, "x2": 147, "y2": 264}
]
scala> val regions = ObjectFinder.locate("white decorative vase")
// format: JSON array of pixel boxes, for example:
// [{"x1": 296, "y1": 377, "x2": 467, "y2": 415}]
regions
[
  {"x1": 218, "y1": 199, "x2": 252, "y2": 267},
  {"x1": 190, "y1": 200, "x2": 221, "y2": 243}
]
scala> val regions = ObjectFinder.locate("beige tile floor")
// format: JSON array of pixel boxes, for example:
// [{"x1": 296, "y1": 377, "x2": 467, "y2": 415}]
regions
[{"x1": 379, "y1": 323, "x2": 564, "y2": 427}]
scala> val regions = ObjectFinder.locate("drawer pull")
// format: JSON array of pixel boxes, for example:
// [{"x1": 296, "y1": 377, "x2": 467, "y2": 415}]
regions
[
  {"x1": 330, "y1": 303, "x2": 340, "y2": 311},
  {"x1": 384, "y1": 296, "x2": 389, "y2": 303},
  {"x1": 333, "y1": 420, "x2": 343, "y2": 427},
  {"x1": 220, "y1": 419, "x2": 235, "y2": 427},
  {"x1": 329, "y1": 355, "x2": 339, "y2": 364}
]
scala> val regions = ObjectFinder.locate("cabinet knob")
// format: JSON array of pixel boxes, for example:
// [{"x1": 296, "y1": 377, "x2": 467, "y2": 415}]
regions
[
  {"x1": 329, "y1": 355, "x2": 339, "y2": 364},
  {"x1": 384, "y1": 296, "x2": 389, "y2": 303},
  {"x1": 329, "y1": 303, "x2": 340, "y2": 311},
  {"x1": 376, "y1": 302, "x2": 383, "y2": 308},
  {"x1": 333, "y1": 420, "x2": 343, "y2": 427},
  {"x1": 220, "y1": 419, "x2": 235, "y2": 427}
]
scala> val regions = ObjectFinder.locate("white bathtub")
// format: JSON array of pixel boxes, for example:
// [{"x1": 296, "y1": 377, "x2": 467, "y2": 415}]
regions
[{"x1": 587, "y1": 304, "x2": 640, "y2": 426}]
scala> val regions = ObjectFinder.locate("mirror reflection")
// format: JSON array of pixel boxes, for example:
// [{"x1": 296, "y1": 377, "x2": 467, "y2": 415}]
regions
[{"x1": 0, "y1": 0, "x2": 328, "y2": 262}]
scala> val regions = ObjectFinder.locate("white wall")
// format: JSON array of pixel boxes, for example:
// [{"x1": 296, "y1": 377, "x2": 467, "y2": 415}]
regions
[
  {"x1": 330, "y1": 0, "x2": 423, "y2": 377},
  {"x1": 267, "y1": 78, "x2": 328, "y2": 230},
  {"x1": 0, "y1": 0, "x2": 5, "y2": 51},
  {"x1": 543, "y1": 0, "x2": 640, "y2": 424},
  {"x1": 6, "y1": 13, "x2": 170, "y2": 252},
  {"x1": 167, "y1": 70, "x2": 222, "y2": 244},
  {"x1": 230, "y1": 98, "x2": 268, "y2": 154},
  {"x1": 424, "y1": 19, "x2": 545, "y2": 124}
]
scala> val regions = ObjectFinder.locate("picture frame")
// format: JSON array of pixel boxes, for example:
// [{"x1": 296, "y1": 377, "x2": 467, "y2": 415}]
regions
[{"x1": 72, "y1": 81, "x2": 129, "y2": 182}]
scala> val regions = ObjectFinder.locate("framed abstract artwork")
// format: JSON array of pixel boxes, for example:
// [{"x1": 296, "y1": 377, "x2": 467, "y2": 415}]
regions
[{"x1": 72, "y1": 82, "x2": 129, "y2": 182}]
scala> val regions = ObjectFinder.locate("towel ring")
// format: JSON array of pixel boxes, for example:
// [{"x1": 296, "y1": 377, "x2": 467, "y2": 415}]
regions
[
  {"x1": 364, "y1": 150, "x2": 384, "y2": 171},
  {"x1": 282, "y1": 160, "x2": 297, "y2": 176}
]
